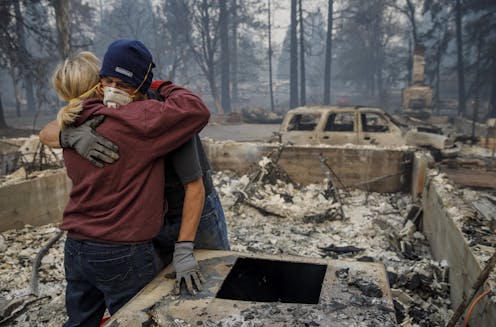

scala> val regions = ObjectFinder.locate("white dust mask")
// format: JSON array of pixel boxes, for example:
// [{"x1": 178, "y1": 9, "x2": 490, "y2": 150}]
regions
[{"x1": 103, "y1": 86, "x2": 132, "y2": 108}]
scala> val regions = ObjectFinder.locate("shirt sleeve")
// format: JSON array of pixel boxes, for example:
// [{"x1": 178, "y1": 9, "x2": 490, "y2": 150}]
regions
[{"x1": 170, "y1": 136, "x2": 204, "y2": 185}]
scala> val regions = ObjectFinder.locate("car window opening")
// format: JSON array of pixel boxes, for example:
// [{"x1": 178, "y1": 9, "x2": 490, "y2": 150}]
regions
[
  {"x1": 362, "y1": 113, "x2": 389, "y2": 133},
  {"x1": 288, "y1": 114, "x2": 321, "y2": 131},
  {"x1": 325, "y1": 113, "x2": 354, "y2": 132}
]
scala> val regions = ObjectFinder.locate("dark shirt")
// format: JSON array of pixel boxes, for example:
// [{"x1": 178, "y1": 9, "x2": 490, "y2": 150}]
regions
[{"x1": 164, "y1": 135, "x2": 212, "y2": 216}]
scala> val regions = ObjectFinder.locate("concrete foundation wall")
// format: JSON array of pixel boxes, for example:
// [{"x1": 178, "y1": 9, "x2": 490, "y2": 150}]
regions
[
  {"x1": 0, "y1": 142, "x2": 413, "y2": 232},
  {"x1": 0, "y1": 170, "x2": 70, "y2": 232},
  {"x1": 203, "y1": 140, "x2": 413, "y2": 193},
  {"x1": 423, "y1": 178, "x2": 496, "y2": 326}
]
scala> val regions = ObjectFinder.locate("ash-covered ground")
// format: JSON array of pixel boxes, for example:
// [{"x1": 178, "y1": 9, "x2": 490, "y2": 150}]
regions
[{"x1": 1, "y1": 159, "x2": 454, "y2": 326}]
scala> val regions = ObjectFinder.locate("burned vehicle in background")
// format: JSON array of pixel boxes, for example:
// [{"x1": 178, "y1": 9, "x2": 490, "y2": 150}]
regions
[{"x1": 277, "y1": 106, "x2": 459, "y2": 158}]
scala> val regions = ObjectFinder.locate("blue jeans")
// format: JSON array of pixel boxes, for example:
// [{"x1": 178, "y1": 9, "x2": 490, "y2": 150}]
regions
[
  {"x1": 63, "y1": 238, "x2": 159, "y2": 327},
  {"x1": 154, "y1": 190, "x2": 230, "y2": 265}
]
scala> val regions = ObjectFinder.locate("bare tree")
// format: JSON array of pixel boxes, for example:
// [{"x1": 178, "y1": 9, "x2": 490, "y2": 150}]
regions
[
  {"x1": 188, "y1": 0, "x2": 223, "y2": 114},
  {"x1": 0, "y1": 92, "x2": 7, "y2": 129},
  {"x1": 53, "y1": 0, "x2": 70, "y2": 58},
  {"x1": 298, "y1": 0, "x2": 306, "y2": 106},
  {"x1": 14, "y1": 0, "x2": 35, "y2": 113},
  {"x1": 463, "y1": 0, "x2": 496, "y2": 119},
  {"x1": 424, "y1": 0, "x2": 456, "y2": 113},
  {"x1": 153, "y1": 0, "x2": 193, "y2": 82},
  {"x1": 387, "y1": 0, "x2": 419, "y2": 43},
  {"x1": 230, "y1": 0, "x2": 239, "y2": 104},
  {"x1": 491, "y1": 60, "x2": 496, "y2": 118},
  {"x1": 220, "y1": 0, "x2": 231, "y2": 113},
  {"x1": 227, "y1": 0, "x2": 265, "y2": 109},
  {"x1": 385, "y1": 0, "x2": 424, "y2": 89},
  {"x1": 267, "y1": 0, "x2": 275, "y2": 112},
  {"x1": 289, "y1": 0, "x2": 298, "y2": 109},
  {"x1": 432, "y1": 28, "x2": 450, "y2": 112},
  {"x1": 1, "y1": 0, "x2": 25, "y2": 119},
  {"x1": 323, "y1": 0, "x2": 333, "y2": 105},
  {"x1": 455, "y1": 0, "x2": 466, "y2": 116}
]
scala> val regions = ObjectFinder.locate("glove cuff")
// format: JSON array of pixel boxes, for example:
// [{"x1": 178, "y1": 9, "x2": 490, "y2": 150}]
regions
[
  {"x1": 59, "y1": 129, "x2": 69, "y2": 148},
  {"x1": 175, "y1": 241, "x2": 194, "y2": 252}
]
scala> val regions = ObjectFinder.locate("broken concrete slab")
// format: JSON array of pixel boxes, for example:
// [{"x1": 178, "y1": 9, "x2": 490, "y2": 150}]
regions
[
  {"x1": 105, "y1": 251, "x2": 396, "y2": 326},
  {"x1": 0, "y1": 169, "x2": 70, "y2": 232}
]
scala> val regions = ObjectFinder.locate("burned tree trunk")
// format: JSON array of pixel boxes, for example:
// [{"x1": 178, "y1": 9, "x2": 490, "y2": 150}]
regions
[
  {"x1": 53, "y1": 0, "x2": 70, "y2": 58},
  {"x1": 323, "y1": 0, "x2": 333, "y2": 105},
  {"x1": 220, "y1": 0, "x2": 231, "y2": 113},
  {"x1": 267, "y1": 0, "x2": 275, "y2": 112},
  {"x1": 231, "y1": 0, "x2": 239, "y2": 105},
  {"x1": 14, "y1": 0, "x2": 36, "y2": 113},
  {"x1": 455, "y1": 0, "x2": 466, "y2": 116},
  {"x1": 490, "y1": 58, "x2": 496, "y2": 118},
  {"x1": 0, "y1": 92, "x2": 8, "y2": 129},
  {"x1": 289, "y1": 0, "x2": 298, "y2": 109},
  {"x1": 298, "y1": 0, "x2": 306, "y2": 106}
]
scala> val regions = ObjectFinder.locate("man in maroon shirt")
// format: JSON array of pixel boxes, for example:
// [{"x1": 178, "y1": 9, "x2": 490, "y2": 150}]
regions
[{"x1": 41, "y1": 40, "x2": 210, "y2": 327}]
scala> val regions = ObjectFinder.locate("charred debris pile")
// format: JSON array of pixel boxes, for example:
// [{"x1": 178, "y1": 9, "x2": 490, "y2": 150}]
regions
[
  {"x1": 3, "y1": 152, "x2": 492, "y2": 326},
  {"x1": 215, "y1": 155, "x2": 453, "y2": 325}
]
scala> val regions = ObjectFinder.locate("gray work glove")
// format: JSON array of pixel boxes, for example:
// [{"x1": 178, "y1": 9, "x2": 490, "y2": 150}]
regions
[
  {"x1": 60, "y1": 116, "x2": 119, "y2": 168},
  {"x1": 172, "y1": 242, "x2": 205, "y2": 295}
]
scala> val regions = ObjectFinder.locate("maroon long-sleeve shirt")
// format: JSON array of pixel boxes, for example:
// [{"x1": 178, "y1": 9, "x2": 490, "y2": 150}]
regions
[{"x1": 61, "y1": 83, "x2": 210, "y2": 243}]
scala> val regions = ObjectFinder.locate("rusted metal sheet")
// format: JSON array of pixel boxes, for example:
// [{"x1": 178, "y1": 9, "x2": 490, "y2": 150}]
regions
[{"x1": 105, "y1": 251, "x2": 396, "y2": 326}]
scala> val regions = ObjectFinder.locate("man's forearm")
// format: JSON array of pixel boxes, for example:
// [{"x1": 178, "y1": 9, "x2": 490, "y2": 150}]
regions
[
  {"x1": 177, "y1": 178, "x2": 205, "y2": 242},
  {"x1": 39, "y1": 120, "x2": 61, "y2": 148}
]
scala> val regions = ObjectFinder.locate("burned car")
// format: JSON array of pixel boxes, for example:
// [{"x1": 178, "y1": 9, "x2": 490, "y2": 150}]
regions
[{"x1": 277, "y1": 106, "x2": 459, "y2": 156}]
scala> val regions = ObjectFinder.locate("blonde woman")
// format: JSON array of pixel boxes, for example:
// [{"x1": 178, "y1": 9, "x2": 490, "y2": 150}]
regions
[
  {"x1": 41, "y1": 51, "x2": 119, "y2": 167},
  {"x1": 45, "y1": 41, "x2": 210, "y2": 327}
]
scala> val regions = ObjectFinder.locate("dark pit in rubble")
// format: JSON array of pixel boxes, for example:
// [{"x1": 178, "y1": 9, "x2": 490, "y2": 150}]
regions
[{"x1": 216, "y1": 257, "x2": 327, "y2": 304}]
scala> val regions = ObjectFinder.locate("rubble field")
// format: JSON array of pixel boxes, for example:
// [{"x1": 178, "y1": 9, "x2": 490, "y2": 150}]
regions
[{"x1": 1, "y1": 157, "x2": 459, "y2": 326}]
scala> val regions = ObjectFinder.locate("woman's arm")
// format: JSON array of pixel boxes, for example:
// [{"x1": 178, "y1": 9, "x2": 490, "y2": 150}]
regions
[{"x1": 39, "y1": 120, "x2": 61, "y2": 148}]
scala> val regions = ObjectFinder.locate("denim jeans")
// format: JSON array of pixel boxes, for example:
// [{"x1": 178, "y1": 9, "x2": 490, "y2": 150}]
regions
[
  {"x1": 154, "y1": 190, "x2": 231, "y2": 265},
  {"x1": 63, "y1": 238, "x2": 159, "y2": 327}
]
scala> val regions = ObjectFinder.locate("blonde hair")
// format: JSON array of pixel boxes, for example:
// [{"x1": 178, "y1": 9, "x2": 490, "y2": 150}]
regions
[{"x1": 52, "y1": 51, "x2": 101, "y2": 129}]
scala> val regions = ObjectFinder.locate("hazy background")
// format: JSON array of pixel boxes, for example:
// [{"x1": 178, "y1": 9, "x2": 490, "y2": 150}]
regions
[{"x1": 0, "y1": 0, "x2": 495, "y2": 126}]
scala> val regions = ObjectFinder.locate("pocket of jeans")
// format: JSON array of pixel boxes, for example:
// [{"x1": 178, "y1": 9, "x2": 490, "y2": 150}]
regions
[
  {"x1": 88, "y1": 253, "x2": 133, "y2": 286},
  {"x1": 138, "y1": 245, "x2": 158, "y2": 280}
]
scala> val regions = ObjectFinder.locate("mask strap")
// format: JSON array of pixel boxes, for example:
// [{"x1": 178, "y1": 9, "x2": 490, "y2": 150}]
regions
[
  {"x1": 68, "y1": 83, "x2": 99, "y2": 104},
  {"x1": 131, "y1": 63, "x2": 153, "y2": 96}
]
